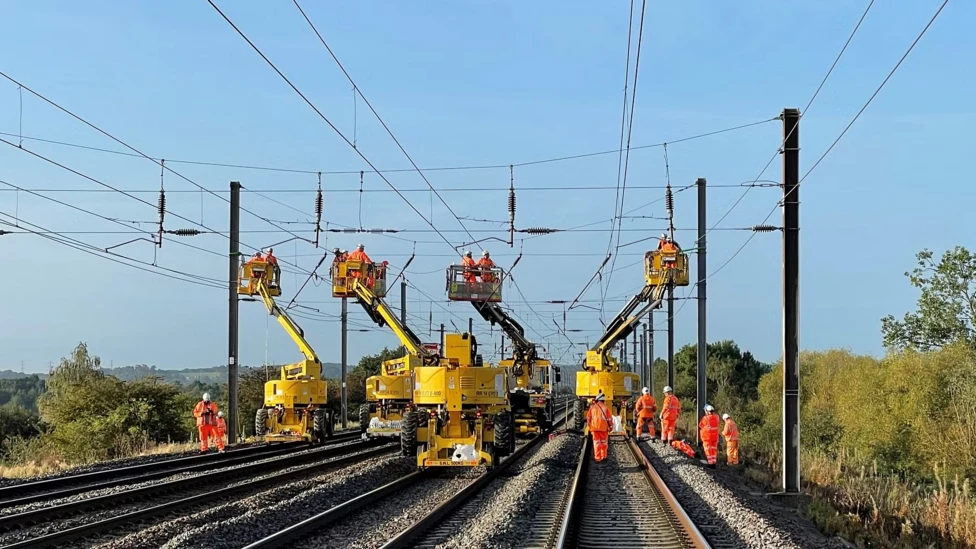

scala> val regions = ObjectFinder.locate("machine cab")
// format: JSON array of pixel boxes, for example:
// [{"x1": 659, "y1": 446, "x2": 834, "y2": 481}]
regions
[
  {"x1": 645, "y1": 248, "x2": 690, "y2": 286},
  {"x1": 331, "y1": 259, "x2": 388, "y2": 298},
  {"x1": 238, "y1": 258, "x2": 280, "y2": 297},
  {"x1": 445, "y1": 264, "x2": 503, "y2": 302}
]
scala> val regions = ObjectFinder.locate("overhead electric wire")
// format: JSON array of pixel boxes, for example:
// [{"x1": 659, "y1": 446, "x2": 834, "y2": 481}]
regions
[
  {"x1": 0, "y1": 72, "x2": 314, "y2": 250},
  {"x1": 291, "y1": 0, "x2": 482, "y2": 253},
  {"x1": 207, "y1": 0, "x2": 464, "y2": 256},
  {"x1": 708, "y1": 0, "x2": 949, "y2": 281},
  {"x1": 0, "y1": 212, "x2": 226, "y2": 289},
  {"x1": 702, "y1": 0, "x2": 877, "y2": 243},
  {"x1": 0, "y1": 117, "x2": 777, "y2": 178}
]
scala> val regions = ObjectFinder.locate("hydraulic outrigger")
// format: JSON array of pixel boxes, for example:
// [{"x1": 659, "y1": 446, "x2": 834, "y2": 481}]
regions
[
  {"x1": 447, "y1": 264, "x2": 561, "y2": 437},
  {"x1": 333, "y1": 255, "x2": 510, "y2": 468},
  {"x1": 573, "y1": 245, "x2": 690, "y2": 437},
  {"x1": 238, "y1": 257, "x2": 332, "y2": 444}
]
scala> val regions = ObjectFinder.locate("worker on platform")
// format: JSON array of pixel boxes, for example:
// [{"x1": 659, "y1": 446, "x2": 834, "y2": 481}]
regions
[
  {"x1": 347, "y1": 244, "x2": 373, "y2": 286},
  {"x1": 699, "y1": 404, "x2": 720, "y2": 468},
  {"x1": 216, "y1": 411, "x2": 227, "y2": 446},
  {"x1": 722, "y1": 413, "x2": 739, "y2": 465},
  {"x1": 586, "y1": 392, "x2": 612, "y2": 462},
  {"x1": 193, "y1": 393, "x2": 225, "y2": 454},
  {"x1": 348, "y1": 244, "x2": 371, "y2": 263},
  {"x1": 246, "y1": 251, "x2": 262, "y2": 265},
  {"x1": 660, "y1": 385, "x2": 680, "y2": 444},
  {"x1": 634, "y1": 387, "x2": 657, "y2": 440},
  {"x1": 656, "y1": 233, "x2": 669, "y2": 250},
  {"x1": 478, "y1": 250, "x2": 496, "y2": 283},
  {"x1": 263, "y1": 247, "x2": 280, "y2": 287},
  {"x1": 461, "y1": 250, "x2": 478, "y2": 283}
]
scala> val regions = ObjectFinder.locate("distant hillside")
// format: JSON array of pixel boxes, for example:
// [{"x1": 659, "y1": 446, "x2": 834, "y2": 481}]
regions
[{"x1": 0, "y1": 363, "x2": 345, "y2": 383}]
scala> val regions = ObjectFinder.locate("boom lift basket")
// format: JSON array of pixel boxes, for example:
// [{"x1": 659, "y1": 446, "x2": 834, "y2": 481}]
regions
[
  {"x1": 645, "y1": 249, "x2": 690, "y2": 287},
  {"x1": 446, "y1": 264, "x2": 503, "y2": 302},
  {"x1": 332, "y1": 259, "x2": 388, "y2": 298},
  {"x1": 238, "y1": 259, "x2": 280, "y2": 297}
]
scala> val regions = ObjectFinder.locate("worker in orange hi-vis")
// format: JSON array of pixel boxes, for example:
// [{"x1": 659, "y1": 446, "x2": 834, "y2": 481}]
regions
[
  {"x1": 660, "y1": 385, "x2": 680, "y2": 444},
  {"x1": 634, "y1": 387, "x2": 657, "y2": 440},
  {"x1": 348, "y1": 243, "x2": 371, "y2": 263},
  {"x1": 461, "y1": 251, "x2": 478, "y2": 283},
  {"x1": 699, "y1": 404, "x2": 720, "y2": 468},
  {"x1": 586, "y1": 392, "x2": 613, "y2": 463},
  {"x1": 216, "y1": 411, "x2": 228, "y2": 446},
  {"x1": 722, "y1": 413, "x2": 739, "y2": 465},
  {"x1": 477, "y1": 250, "x2": 496, "y2": 283},
  {"x1": 193, "y1": 393, "x2": 225, "y2": 453},
  {"x1": 263, "y1": 247, "x2": 280, "y2": 287},
  {"x1": 671, "y1": 439, "x2": 696, "y2": 459}
]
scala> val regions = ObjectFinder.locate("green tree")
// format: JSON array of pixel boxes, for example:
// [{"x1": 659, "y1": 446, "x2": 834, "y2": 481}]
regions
[
  {"x1": 882, "y1": 246, "x2": 976, "y2": 351},
  {"x1": 353, "y1": 346, "x2": 407, "y2": 377}
]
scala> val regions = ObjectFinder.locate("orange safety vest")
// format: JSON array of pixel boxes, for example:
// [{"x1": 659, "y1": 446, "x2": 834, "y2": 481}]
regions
[
  {"x1": 586, "y1": 402, "x2": 612, "y2": 432},
  {"x1": 461, "y1": 257, "x2": 477, "y2": 280},
  {"x1": 635, "y1": 395, "x2": 657, "y2": 418},
  {"x1": 661, "y1": 394, "x2": 680, "y2": 421},
  {"x1": 722, "y1": 418, "x2": 739, "y2": 441},
  {"x1": 699, "y1": 413, "x2": 720, "y2": 443},
  {"x1": 672, "y1": 440, "x2": 696, "y2": 458},
  {"x1": 348, "y1": 250, "x2": 371, "y2": 263},
  {"x1": 264, "y1": 252, "x2": 278, "y2": 265},
  {"x1": 194, "y1": 401, "x2": 219, "y2": 426},
  {"x1": 216, "y1": 417, "x2": 227, "y2": 434}
]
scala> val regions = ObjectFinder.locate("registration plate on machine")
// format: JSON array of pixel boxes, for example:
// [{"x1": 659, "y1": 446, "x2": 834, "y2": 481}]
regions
[{"x1": 424, "y1": 459, "x2": 480, "y2": 467}]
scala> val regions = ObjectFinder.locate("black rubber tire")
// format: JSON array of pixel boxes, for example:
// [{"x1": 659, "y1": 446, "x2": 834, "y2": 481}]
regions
[
  {"x1": 572, "y1": 398, "x2": 586, "y2": 432},
  {"x1": 494, "y1": 411, "x2": 513, "y2": 457},
  {"x1": 359, "y1": 403, "x2": 371, "y2": 434},
  {"x1": 326, "y1": 411, "x2": 334, "y2": 438},
  {"x1": 401, "y1": 409, "x2": 418, "y2": 457},
  {"x1": 255, "y1": 408, "x2": 268, "y2": 437},
  {"x1": 312, "y1": 408, "x2": 328, "y2": 444}
]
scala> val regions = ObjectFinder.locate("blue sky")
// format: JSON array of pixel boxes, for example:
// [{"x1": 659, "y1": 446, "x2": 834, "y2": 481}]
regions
[{"x1": 1, "y1": 0, "x2": 972, "y2": 373}]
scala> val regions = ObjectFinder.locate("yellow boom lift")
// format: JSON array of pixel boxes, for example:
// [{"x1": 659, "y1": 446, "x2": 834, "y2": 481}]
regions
[
  {"x1": 447, "y1": 264, "x2": 561, "y2": 437},
  {"x1": 333, "y1": 256, "x2": 512, "y2": 468},
  {"x1": 238, "y1": 257, "x2": 332, "y2": 444},
  {"x1": 573, "y1": 244, "x2": 690, "y2": 436}
]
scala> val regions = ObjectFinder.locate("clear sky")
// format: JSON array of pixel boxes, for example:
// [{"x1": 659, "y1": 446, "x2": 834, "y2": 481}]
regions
[{"x1": 1, "y1": 1, "x2": 972, "y2": 374}]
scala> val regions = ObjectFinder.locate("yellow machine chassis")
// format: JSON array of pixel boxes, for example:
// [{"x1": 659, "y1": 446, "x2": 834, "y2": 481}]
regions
[
  {"x1": 412, "y1": 364, "x2": 510, "y2": 468},
  {"x1": 575, "y1": 369, "x2": 639, "y2": 436},
  {"x1": 363, "y1": 374, "x2": 414, "y2": 439}
]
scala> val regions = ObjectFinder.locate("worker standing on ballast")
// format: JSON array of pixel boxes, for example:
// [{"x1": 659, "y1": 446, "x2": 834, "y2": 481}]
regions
[
  {"x1": 216, "y1": 411, "x2": 227, "y2": 446},
  {"x1": 699, "y1": 404, "x2": 720, "y2": 468},
  {"x1": 193, "y1": 393, "x2": 224, "y2": 453},
  {"x1": 461, "y1": 250, "x2": 477, "y2": 283},
  {"x1": 634, "y1": 387, "x2": 657, "y2": 440},
  {"x1": 660, "y1": 385, "x2": 680, "y2": 444},
  {"x1": 586, "y1": 392, "x2": 612, "y2": 462},
  {"x1": 722, "y1": 413, "x2": 739, "y2": 465},
  {"x1": 478, "y1": 250, "x2": 496, "y2": 283}
]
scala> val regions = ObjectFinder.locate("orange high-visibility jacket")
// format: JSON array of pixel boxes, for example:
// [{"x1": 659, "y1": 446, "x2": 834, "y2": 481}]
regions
[
  {"x1": 661, "y1": 394, "x2": 680, "y2": 421},
  {"x1": 586, "y1": 402, "x2": 612, "y2": 432},
  {"x1": 216, "y1": 417, "x2": 227, "y2": 434},
  {"x1": 672, "y1": 440, "x2": 696, "y2": 458},
  {"x1": 263, "y1": 252, "x2": 278, "y2": 265},
  {"x1": 194, "y1": 401, "x2": 219, "y2": 426},
  {"x1": 348, "y1": 250, "x2": 371, "y2": 263},
  {"x1": 635, "y1": 395, "x2": 657, "y2": 418},
  {"x1": 699, "y1": 413, "x2": 720, "y2": 443},
  {"x1": 461, "y1": 256, "x2": 477, "y2": 280},
  {"x1": 722, "y1": 418, "x2": 739, "y2": 441}
]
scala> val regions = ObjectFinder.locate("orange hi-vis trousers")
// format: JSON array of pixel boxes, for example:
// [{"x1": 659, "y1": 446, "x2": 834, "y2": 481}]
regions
[
  {"x1": 199, "y1": 424, "x2": 225, "y2": 452},
  {"x1": 661, "y1": 419, "x2": 676, "y2": 443},
  {"x1": 637, "y1": 415, "x2": 656, "y2": 437},
  {"x1": 591, "y1": 431, "x2": 609, "y2": 462},
  {"x1": 726, "y1": 440, "x2": 739, "y2": 465},
  {"x1": 702, "y1": 438, "x2": 718, "y2": 465}
]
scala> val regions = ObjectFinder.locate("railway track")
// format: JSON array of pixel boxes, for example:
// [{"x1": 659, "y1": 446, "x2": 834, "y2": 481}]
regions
[
  {"x1": 557, "y1": 437, "x2": 710, "y2": 549},
  {"x1": 0, "y1": 439, "x2": 393, "y2": 549},
  {"x1": 0, "y1": 430, "x2": 360, "y2": 508},
  {"x1": 242, "y1": 402, "x2": 572, "y2": 549}
]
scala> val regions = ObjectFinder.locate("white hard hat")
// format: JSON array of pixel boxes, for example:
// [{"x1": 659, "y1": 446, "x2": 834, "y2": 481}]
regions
[
  {"x1": 465, "y1": 250, "x2": 472, "y2": 256},
  {"x1": 357, "y1": 243, "x2": 364, "y2": 250},
  {"x1": 704, "y1": 404, "x2": 715, "y2": 412},
  {"x1": 661, "y1": 233, "x2": 667, "y2": 239},
  {"x1": 663, "y1": 385, "x2": 673, "y2": 393},
  {"x1": 595, "y1": 392, "x2": 605, "y2": 401},
  {"x1": 218, "y1": 411, "x2": 224, "y2": 418},
  {"x1": 202, "y1": 392, "x2": 211, "y2": 402},
  {"x1": 722, "y1": 413, "x2": 730, "y2": 420},
  {"x1": 642, "y1": 387, "x2": 649, "y2": 394},
  {"x1": 339, "y1": 249, "x2": 347, "y2": 254},
  {"x1": 482, "y1": 250, "x2": 489, "y2": 256}
]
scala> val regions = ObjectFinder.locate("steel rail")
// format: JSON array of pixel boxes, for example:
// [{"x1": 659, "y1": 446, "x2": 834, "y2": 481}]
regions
[
  {"x1": 0, "y1": 438, "x2": 377, "y2": 534},
  {"x1": 0, "y1": 430, "x2": 359, "y2": 502},
  {"x1": 0, "y1": 443, "x2": 395, "y2": 549}
]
